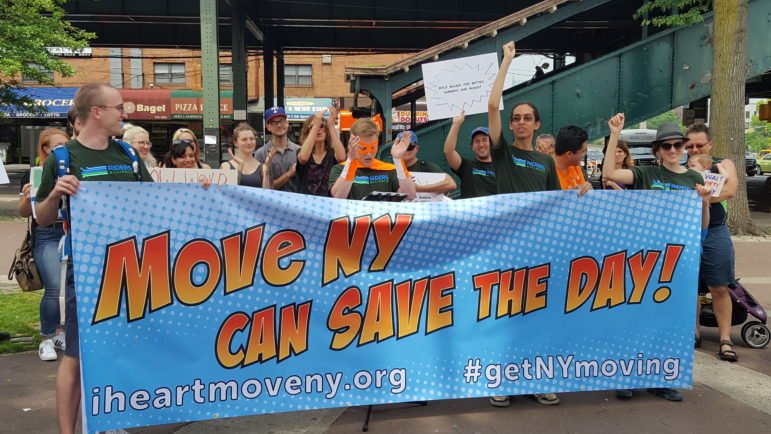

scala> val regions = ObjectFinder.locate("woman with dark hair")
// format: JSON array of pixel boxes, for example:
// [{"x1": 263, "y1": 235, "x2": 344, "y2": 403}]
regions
[
  {"x1": 602, "y1": 139, "x2": 633, "y2": 190},
  {"x1": 172, "y1": 128, "x2": 211, "y2": 169},
  {"x1": 17, "y1": 128, "x2": 70, "y2": 361},
  {"x1": 220, "y1": 122, "x2": 274, "y2": 189},
  {"x1": 163, "y1": 139, "x2": 197, "y2": 169},
  {"x1": 296, "y1": 106, "x2": 346, "y2": 196}
]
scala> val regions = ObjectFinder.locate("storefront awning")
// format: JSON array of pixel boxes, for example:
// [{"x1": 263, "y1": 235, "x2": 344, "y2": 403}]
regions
[{"x1": 0, "y1": 87, "x2": 77, "y2": 118}]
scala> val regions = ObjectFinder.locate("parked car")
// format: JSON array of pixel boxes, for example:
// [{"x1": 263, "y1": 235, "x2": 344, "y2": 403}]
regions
[
  {"x1": 746, "y1": 152, "x2": 759, "y2": 177},
  {"x1": 619, "y1": 129, "x2": 658, "y2": 166},
  {"x1": 758, "y1": 153, "x2": 771, "y2": 175}
]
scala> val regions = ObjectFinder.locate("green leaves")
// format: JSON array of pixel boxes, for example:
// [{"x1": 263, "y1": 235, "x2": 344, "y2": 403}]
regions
[{"x1": 634, "y1": 0, "x2": 712, "y2": 27}]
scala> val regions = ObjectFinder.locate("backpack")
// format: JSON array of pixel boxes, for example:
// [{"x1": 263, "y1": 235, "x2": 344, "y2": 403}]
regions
[{"x1": 51, "y1": 140, "x2": 142, "y2": 260}]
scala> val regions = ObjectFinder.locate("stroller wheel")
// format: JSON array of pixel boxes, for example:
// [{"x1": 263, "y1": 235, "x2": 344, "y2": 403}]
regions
[{"x1": 741, "y1": 321, "x2": 770, "y2": 349}]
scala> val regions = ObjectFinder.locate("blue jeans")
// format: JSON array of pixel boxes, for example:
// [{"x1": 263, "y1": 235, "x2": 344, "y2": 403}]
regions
[{"x1": 32, "y1": 225, "x2": 66, "y2": 337}]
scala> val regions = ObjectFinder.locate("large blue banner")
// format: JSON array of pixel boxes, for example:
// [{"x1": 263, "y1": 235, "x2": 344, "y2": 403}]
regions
[{"x1": 70, "y1": 183, "x2": 702, "y2": 432}]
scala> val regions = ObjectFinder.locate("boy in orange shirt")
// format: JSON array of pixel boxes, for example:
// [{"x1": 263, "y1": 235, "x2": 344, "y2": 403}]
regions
[{"x1": 553, "y1": 125, "x2": 592, "y2": 195}]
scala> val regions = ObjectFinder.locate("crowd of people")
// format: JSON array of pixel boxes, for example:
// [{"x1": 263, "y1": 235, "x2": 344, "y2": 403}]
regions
[{"x1": 15, "y1": 40, "x2": 742, "y2": 432}]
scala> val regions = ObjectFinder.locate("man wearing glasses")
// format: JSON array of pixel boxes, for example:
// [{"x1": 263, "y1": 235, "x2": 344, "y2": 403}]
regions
[
  {"x1": 256, "y1": 106, "x2": 300, "y2": 192},
  {"x1": 34, "y1": 83, "x2": 153, "y2": 434},
  {"x1": 685, "y1": 124, "x2": 740, "y2": 362}
]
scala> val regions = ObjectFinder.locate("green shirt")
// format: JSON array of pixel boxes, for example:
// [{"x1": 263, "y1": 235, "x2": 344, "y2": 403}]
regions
[
  {"x1": 36, "y1": 139, "x2": 154, "y2": 202},
  {"x1": 329, "y1": 163, "x2": 401, "y2": 200},
  {"x1": 453, "y1": 158, "x2": 497, "y2": 199},
  {"x1": 630, "y1": 165, "x2": 704, "y2": 191},
  {"x1": 491, "y1": 133, "x2": 561, "y2": 193}
]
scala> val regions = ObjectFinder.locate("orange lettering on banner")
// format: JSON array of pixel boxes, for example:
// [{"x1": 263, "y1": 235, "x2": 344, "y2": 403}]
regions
[
  {"x1": 261, "y1": 230, "x2": 306, "y2": 286},
  {"x1": 93, "y1": 232, "x2": 172, "y2": 324}
]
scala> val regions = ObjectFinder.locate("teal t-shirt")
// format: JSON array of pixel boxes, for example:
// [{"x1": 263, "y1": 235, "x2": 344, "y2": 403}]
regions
[
  {"x1": 36, "y1": 139, "x2": 153, "y2": 202},
  {"x1": 453, "y1": 158, "x2": 497, "y2": 198},
  {"x1": 491, "y1": 133, "x2": 560, "y2": 193},
  {"x1": 630, "y1": 165, "x2": 704, "y2": 191},
  {"x1": 329, "y1": 163, "x2": 401, "y2": 200}
]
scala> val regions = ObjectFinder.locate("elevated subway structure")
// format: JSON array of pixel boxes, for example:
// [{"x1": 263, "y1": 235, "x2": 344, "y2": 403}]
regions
[{"x1": 346, "y1": 0, "x2": 771, "y2": 167}]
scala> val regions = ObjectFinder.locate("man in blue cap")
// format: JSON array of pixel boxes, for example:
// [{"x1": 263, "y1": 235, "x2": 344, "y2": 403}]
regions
[
  {"x1": 256, "y1": 106, "x2": 300, "y2": 192},
  {"x1": 398, "y1": 130, "x2": 456, "y2": 196},
  {"x1": 443, "y1": 110, "x2": 496, "y2": 198}
]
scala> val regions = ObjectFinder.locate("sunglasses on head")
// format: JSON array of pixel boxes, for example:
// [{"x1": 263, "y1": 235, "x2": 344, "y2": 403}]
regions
[
  {"x1": 173, "y1": 139, "x2": 194, "y2": 147},
  {"x1": 658, "y1": 141, "x2": 686, "y2": 151}
]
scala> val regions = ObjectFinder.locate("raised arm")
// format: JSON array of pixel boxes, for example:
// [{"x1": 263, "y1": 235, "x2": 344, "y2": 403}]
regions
[
  {"x1": 327, "y1": 105, "x2": 347, "y2": 162},
  {"x1": 297, "y1": 108, "x2": 327, "y2": 165},
  {"x1": 443, "y1": 111, "x2": 465, "y2": 171},
  {"x1": 262, "y1": 147, "x2": 275, "y2": 189},
  {"x1": 602, "y1": 113, "x2": 634, "y2": 186},
  {"x1": 488, "y1": 41, "x2": 515, "y2": 148},
  {"x1": 391, "y1": 134, "x2": 416, "y2": 200}
]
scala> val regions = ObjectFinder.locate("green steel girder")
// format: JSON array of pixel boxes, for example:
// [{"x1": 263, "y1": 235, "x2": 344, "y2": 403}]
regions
[
  {"x1": 200, "y1": 0, "x2": 221, "y2": 166},
  {"x1": 386, "y1": 0, "x2": 771, "y2": 168},
  {"x1": 355, "y1": 0, "x2": 615, "y2": 145}
]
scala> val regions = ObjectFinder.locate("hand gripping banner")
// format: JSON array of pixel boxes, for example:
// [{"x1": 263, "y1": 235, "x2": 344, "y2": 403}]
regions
[{"x1": 70, "y1": 183, "x2": 702, "y2": 432}]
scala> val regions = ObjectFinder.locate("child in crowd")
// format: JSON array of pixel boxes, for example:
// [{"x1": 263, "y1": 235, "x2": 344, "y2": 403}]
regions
[{"x1": 688, "y1": 154, "x2": 713, "y2": 172}]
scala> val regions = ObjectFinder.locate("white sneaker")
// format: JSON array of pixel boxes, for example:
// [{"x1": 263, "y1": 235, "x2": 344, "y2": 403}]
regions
[
  {"x1": 39, "y1": 339, "x2": 57, "y2": 361},
  {"x1": 53, "y1": 332, "x2": 66, "y2": 351}
]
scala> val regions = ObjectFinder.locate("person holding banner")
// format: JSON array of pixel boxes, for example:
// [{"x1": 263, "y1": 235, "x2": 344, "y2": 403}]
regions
[
  {"x1": 33, "y1": 83, "x2": 155, "y2": 434},
  {"x1": 488, "y1": 41, "x2": 561, "y2": 195},
  {"x1": 296, "y1": 106, "x2": 346, "y2": 196},
  {"x1": 603, "y1": 114, "x2": 713, "y2": 400},
  {"x1": 329, "y1": 118, "x2": 416, "y2": 200},
  {"x1": 221, "y1": 122, "x2": 274, "y2": 189},
  {"x1": 172, "y1": 128, "x2": 212, "y2": 169},
  {"x1": 398, "y1": 130, "x2": 457, "y2": 195},
  {"x1": 17, "y1": 128, "x2": 71, "y2": 361},
  {"x1": 487, "y1": 41, "x2": 561, "y2": 408},
  {"x1": 685, "y1": 124, "x2": 739, "y2": 362},
  {"x1": 443, "y1": 110, "x2": 497, "y2": 198}
]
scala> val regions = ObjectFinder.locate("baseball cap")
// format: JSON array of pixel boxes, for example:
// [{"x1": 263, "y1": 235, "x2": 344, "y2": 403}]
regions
[
  {"x1": 396, "y1": 131, "x2": 418, "y2": 144},
  {"x1": 470, "y1": 126, "x2": 490, "y2": 139},
  {"x1": 266, "y1": 107, "x2": 287, "y2": 123}
]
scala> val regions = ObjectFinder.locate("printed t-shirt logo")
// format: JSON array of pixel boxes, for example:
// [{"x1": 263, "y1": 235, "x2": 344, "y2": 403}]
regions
[
  {"x1": 353, "y1": 174, "x2": 390, "y2": 185},
  {"x1": 81, "y1": 164, "x2": 134, "y2": 178},
  {"x1": 650, "y1": 179, "x2": 691, "y2": 191},
  {"x1": 472, "y1": 168, "x2": 495, "y2": 177},
  {"x1": 511, "y1": 156, "x2": 546, "y2": 173}
]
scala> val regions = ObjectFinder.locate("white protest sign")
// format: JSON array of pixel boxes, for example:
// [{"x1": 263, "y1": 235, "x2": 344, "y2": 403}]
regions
[
  {"x1": 702, "y1": 171, "x2": 726, "y2": 197},
  {"x1": 411, "y1": 171, "x2": 452, "y2": 202},
  {"x1": 149, "y1": 168, "x2": 238, "y2": 185},
  {"x1": 0, "y1": 160, "x2": 8, "y2": 184},
  {"x1": 422, "y1": 52, "x2": 502, "y2": 121}
]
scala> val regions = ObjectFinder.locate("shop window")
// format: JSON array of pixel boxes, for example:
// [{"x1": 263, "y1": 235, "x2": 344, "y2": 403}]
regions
[
  {"x1": 22, "y1": 64, "x2": 54, "y2": 83},
  {"x1": 220, "y1": 64, "x2": 233, "y2": 86},
  {"x1": 285, "y1": 65, "x2": 312, "y2": 87},
  {"x1": 154, "y1": 63, "x2": 186, "y2": 85}
]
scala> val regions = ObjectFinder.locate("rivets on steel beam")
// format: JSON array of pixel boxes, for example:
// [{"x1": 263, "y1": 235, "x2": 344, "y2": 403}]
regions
[
  {"x1": 519, "y1": 18, "x2": 527, "y2": 26},
  {"x1": 490, "y1": 29, "x2": 497, "y2": 37}
]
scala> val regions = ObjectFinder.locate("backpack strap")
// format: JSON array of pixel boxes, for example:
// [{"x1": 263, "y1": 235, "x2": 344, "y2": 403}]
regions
[
  {"x1": 51, "y1": 146, "x2": 70, "y2": 179},
  {"x1": 114, "y1": 139, "x2": 142, "y2": 181},
  {"x1": 50, "y1": 146, "x2": 72, "y2": 261}
]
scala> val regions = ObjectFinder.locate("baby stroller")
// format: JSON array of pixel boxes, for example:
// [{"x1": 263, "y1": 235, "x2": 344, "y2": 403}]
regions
[{"x1": 699, "y1": 278, "x2": 770, "y2": 348}]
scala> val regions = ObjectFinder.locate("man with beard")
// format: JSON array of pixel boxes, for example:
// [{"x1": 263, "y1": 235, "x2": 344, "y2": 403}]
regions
[{"x1": 443, "y1": 110, "x2": 496, "y2": 198}]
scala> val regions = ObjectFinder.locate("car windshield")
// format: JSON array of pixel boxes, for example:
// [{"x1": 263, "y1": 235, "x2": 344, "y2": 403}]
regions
[{"x1": 629, "y1": 147, "x2": 652, "y2": 155}]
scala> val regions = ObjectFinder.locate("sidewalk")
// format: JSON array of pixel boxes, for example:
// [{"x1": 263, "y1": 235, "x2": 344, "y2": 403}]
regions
[{"x1": 1, "y1": 236, "x2": 769, "y2": 433}]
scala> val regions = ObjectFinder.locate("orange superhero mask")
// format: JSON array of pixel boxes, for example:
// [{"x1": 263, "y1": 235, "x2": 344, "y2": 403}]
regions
[{"x1": 357, "y1": 139, "x2": 379, "y2": 155}]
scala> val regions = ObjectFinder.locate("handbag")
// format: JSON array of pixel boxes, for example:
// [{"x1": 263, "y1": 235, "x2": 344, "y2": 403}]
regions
[{"x1": 8, "y1": 220, "x2": 44, "y2": 292}]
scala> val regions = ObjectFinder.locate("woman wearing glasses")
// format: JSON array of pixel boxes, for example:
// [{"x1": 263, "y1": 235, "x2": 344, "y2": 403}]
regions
[
  {"x1": 296, "y1": 106, "x2": 346, "y2": 196},
  {"x1": 220, "y1": 122, "x2": 274, "y2": 189},
  {"x1": 172, "y1": 128, "x2": 211, "y2": 169},
  {"x1": 123, "y1": 125, "x2": 156, "y2": 169},
  {"x1": 602, "y1": 114, "x2": 709, "y2": 402}
]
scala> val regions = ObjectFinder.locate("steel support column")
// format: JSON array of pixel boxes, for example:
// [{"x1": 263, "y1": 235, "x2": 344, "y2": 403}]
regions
[
  {"x1": 200, "y1": 0, "x2": 221, "y2": 166},
  {"x1": 231, "y1": 7, "x2": 247, "y2": 122},
  {"x1": 263, "y1": 41, "x2": 275, "y2": 113},
  {"x1": 276, "y1": 47, "x2": 285, "y2": 108}
]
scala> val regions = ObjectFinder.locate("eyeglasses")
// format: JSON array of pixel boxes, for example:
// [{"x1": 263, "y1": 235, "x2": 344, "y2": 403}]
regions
[
  {"x1": 98, "y1": 104, "x2": 125, "y2": 112},
  {"x1": 510, "y1": 115, "x2": 535, "y2": 123},
  {"x1": 132, "y1": 141, "x2": 152, "y2": 148},
  {"x1": 684, "y1": 143, "x2": 707, "y2": 150},
  {"x1": 268, "y1": 118, "x2": 286, "y2": 126},
  {"x1": 659, "y1": 141, "x2": 686, "y2": 151}
]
